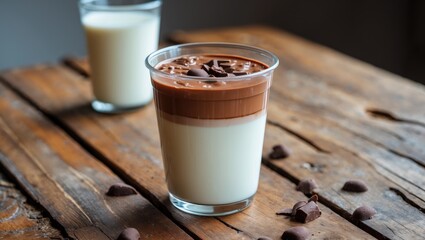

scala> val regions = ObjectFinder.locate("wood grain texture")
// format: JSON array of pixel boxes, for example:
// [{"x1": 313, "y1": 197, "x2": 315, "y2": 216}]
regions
[
  {"x1": 0, "y1": 172, "x2": 63, "y2": 239},
  {"x1": 0, "y1": 82, "x2": 191, "y2": 240},
  {"x1": 169, "y1": 25, "x2": 425, "y2": 239},
  {"x1": 0, "y1": 63, "x2": 372, "y2": 239}
]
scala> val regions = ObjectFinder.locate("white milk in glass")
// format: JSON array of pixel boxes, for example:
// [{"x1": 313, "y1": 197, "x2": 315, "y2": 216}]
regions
[{"x1": 83, "y1": 12, "x2": 160, "y2": 107}]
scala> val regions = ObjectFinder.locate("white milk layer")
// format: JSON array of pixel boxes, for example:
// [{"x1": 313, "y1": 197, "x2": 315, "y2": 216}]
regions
[
  {"x1": 83, "y1": 11, "x2": 160, "y2": 106},
  {"x1": 157, "y1": 113, "x2": 267, "y2": 205}
]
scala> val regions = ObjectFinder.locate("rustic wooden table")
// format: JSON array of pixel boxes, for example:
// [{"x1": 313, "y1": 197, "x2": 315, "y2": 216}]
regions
[{"x1": 1, "y1": 25, "x2": 424, "y2": 240}]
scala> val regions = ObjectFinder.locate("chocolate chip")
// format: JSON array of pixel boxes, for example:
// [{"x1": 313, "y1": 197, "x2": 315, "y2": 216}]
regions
[
  {"x1": 117, "y1": 228, "x2": 140, "y2": 240},
  {"x1": 296, "y1": 179, "x2": 318, "y2": 194},
  {"x1": 294, "y1": 201, "x2": 321, "y2": 223},
  {"x1": 187, "y1": 69, "x2": 209, "y2": 77},
  {"x1": 291, "y1": 201, "x2": 307, "y2": 216},
  {"x1": 276, "y1": 208, "x2": 293, "y2": 216},
  {"x1": 308, "y1": 194, "x2": 318, "y2": 203},
  {"x1": 342, "y1": 180, "x2": 368, "y2": 192},
  {"x1": 281, "y1": 226, "x2": 310, "y2": 240},
  {"x1": 352, "y1": 206, "x2": 376, "y2": 221},
  {"x1": 106, "y1": 183, "x2": 137, "y2": 196},
  {"x1": 268, "y1": 144, "x2": 290, "y2": 159}
]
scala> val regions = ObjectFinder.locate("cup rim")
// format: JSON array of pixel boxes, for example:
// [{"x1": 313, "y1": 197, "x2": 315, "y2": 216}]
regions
[
  {"x1": 145, "y1": 42, "x2": 280, "y2": 81},
  {"x1": 79, "y1": 0, "x2": 162, "y2": 11}
]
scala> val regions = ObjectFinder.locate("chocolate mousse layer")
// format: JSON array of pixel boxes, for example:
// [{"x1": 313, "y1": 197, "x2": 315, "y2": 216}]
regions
[{"x1": 152, "y1": 54, "x2": 271, "y2": 119}]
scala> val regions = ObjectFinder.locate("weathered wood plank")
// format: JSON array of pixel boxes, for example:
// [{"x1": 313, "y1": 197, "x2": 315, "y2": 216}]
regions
[
  {"x1": 0, "y1": 82, "x2": 191, "y2": 240},
  {"x1": 169, "y1": 25, "x2": 425, "y2": 239},
  {"x1": 0, "y1": 171, "x2": 63, "y2": 239},
  {"x1": 0, "y1": 64, "x2": 372, "y2": 239}
]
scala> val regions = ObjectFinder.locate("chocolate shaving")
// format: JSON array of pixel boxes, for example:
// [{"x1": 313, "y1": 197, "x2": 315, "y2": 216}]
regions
[
  {"x1": 206, "y1": 59, "x2": 219, "y2": 67},
  {"x1": 201, "y1": 64, "x2": 210, "y2": 73},
  {"x1": 210, "y1": 65, "x2": 228, "y2": 77}
]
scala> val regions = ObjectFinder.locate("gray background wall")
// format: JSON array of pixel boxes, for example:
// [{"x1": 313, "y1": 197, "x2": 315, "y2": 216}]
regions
[{"x1": 1, "y1": 0, "x2": 424, "y2": 84}]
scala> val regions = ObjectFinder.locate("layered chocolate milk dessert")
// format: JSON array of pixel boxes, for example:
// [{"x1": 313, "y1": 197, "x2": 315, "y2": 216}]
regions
[{"x1": 146, "y1": 43, "x2": 279, "y2": 216}]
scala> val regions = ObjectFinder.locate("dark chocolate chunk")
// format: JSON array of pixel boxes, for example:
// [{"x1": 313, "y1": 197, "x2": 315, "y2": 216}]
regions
[
  {"x1": 281, "y1": 226, "x2": 310, "y2": 240},
  {"x1": 276, "y1": 208, "x2": 293, "y2": 216},
  {"x1": 106, "y1": 183, "x2": 137, "y2": 196},
  {"x1": 308, "y1": 194, "x2": 318, "y2": 203},
  {"x1": 352, "y1": 206, "x2": 376, "y2": 221},
  {"x1": 117, "y1": 228, "x2": 140, "y2": 240},
  {"x1": 294, "y1": 201, "x2": 321, "y2": 223},
  {"x1": 233, "y1": 71, "x2": 248, "y2": 76},
  {"x1": 291, "y1": 201, "x2": 307, "y2": 216},
  {"x1": 210, "y1": 66, "x2": 228, "y2": 77},
  {"x1": 187, "y1": 68, "x2": 209, "y2": 77},
  {"x1": 342, "y1": 180, "x2": 368, "y2": 192},
  {"x1": 201, "y1": 64, "x2": 211, "y2": 73},
  {"x1": 296, "y1": 179, "x2": 318, "y2": 194},
  {"x1": 206, "y1": 59, "x2": 219, "y2": 67},
  {"x1": 219, "y1": 61, "x2": 235, "y2": 73},
  {"x1": 268, "y1": 144, "x2": 290, "y2": 159}
]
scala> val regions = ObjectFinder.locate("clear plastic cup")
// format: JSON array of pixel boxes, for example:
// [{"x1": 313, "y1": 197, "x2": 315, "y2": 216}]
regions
[{"x1": 146, "y1": 42, "x2": 279, "y2": 216}]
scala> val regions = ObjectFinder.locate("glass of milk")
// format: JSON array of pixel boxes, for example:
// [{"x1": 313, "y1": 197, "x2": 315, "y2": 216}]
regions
[
  {"x1": 146, "y1": 43, "x2": 279, "y2": 216},
  {"x1": 79, "y1": 0, "x2": 161, "y2": 113}
]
